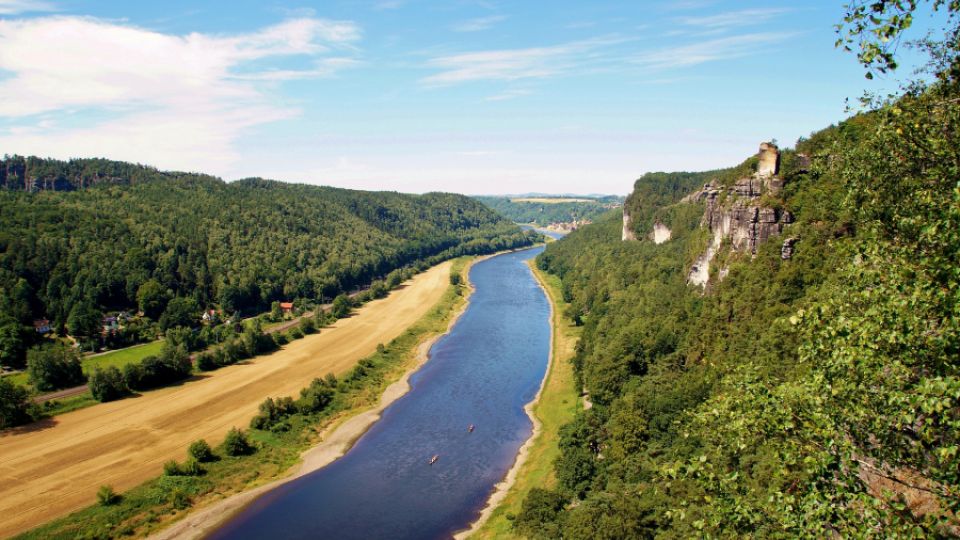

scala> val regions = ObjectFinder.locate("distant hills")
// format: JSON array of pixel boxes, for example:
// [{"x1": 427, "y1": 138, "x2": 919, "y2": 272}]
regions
[
  {"x1": 0, "y1": 156, "x2": 538, "y2": 369},
  {"x1": 473, "y1": 195, "x2": 623, "y2": 228}
]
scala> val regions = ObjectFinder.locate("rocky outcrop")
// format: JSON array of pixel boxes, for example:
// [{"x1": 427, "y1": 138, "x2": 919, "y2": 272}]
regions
[
  {"x1": 757, "y1": 141, "x2": 780, "y2": 177},
  {"x1": 687, "y1": 142, "x2": 794, "y2": 287},
  {"x1": 622, "y1": 208, "x2": 637, "y2": 241},
  {"x1": 650, "y1": 222, "x2": 671, "y2": 244},
  {"x1": 781, "y1": 237, "x2": 798, "y2": 260}
]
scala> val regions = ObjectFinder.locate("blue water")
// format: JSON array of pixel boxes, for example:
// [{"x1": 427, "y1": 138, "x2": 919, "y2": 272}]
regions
[{"x1": 209, "y1": 247, "x2": 551, "y2": 540}]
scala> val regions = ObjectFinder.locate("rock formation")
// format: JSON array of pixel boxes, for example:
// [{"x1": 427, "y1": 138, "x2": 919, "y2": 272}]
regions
[
  {"x1": 650, "y1": 222, "x2": 671, "y2": 244},
  {"x1": 686, "y1": 142, "x2": 794, "y2": 287},
  {"x1": 757, "y1": 141, "x2": 780, "y2": 177},
  {"x1": 781, "y1": 237, "x2": 798, "y2": 260},
  {"x1": 622, "y1": 208, "x2": 637, "y2": 241}
]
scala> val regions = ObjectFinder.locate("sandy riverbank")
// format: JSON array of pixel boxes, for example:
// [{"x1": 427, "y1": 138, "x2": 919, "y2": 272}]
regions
[
  {"x1": 0, "y1": 262, "x2": 452, "y2": 539},
  {"x1": 453, "y1": 257, "x2": 557, "y2": 539},
  {"x1": 150, "y1": 256, "x2": 486, "y2": 540}
]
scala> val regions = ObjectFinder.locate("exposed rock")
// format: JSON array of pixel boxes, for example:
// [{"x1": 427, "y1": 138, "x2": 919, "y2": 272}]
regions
[
  {"x1": 650, "y1": 222, "x2": 671, "y2": 244},
  {"x1": 686, "y1": 142, "x2": 794, "y2": 287},
  {"x1": 621, "y1": 207, "x2": 637, "y2": 241},
  {"x1": 795, "y1": 153, "x2": 812, "y2": 173},
  {"x1": 757, "y1": 141, "x2": 779, "y2": 177},
  {"x1": 688, "y1": 229, "x2": 723, "y2": 288},
  {"x1": 781, "y1": 237, "x2": 798, "y2": 260}
]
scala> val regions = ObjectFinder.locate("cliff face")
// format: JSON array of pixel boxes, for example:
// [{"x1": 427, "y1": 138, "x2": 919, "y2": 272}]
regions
[
  {"x1": 622, "y1": 209, "x2": 637, "y2": 241},
  {"x1": 686, "y1": 143, "x2": 794, "y2": 287}
]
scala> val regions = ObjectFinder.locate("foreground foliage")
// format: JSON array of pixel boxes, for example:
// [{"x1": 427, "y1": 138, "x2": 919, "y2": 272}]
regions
[{"x1": 525, "y1": 8, "x2": 960, "y2": 536}]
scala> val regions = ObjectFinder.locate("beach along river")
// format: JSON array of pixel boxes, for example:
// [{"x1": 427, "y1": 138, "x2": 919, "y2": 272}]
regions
[{"x1": 209, "y1": 247, "x2": 552, "y2": 540}]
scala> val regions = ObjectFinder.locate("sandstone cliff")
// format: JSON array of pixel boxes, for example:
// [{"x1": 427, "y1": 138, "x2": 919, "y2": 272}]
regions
[{"x1": 686, "y1": 142, "x2": 794, "y2": 287}]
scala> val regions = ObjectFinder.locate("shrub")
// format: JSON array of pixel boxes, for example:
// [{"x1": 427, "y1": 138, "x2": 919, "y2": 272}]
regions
[
  {"x1": 331, "y1": 294, "x2": 352, "y2": 319},
  {"x1": 181, "y1": 458, "x2": 204, "y2": 476},
  {"x1": 26, "y1": 344, "x2": 85, "y2": 392},
  {"x1": 297, "y1": 378, "x2": 335, "y2": 414},
  {"x1": 188, "y1": 439, "x2": 216, "y2": 462},
  {"x1": 170, "y1": 489, "x2": 191, "y2": 510},
  {"x1": 97, "y1": 485, "x2": 120, "y2": 506},
  {"x1": 250, "y1": 396, "x2": 297, "y2": 430},
  {"x1": 123, "y1": 347, "x2": 192, "y2": 391},
  {"x1": 196, "y1": 352, "x2": 217, "y2": 371},
  {"x1": 88, "y1": 366, "x2": 129, "y2": 402},
  {"x1": 222, "y1": 427, "x2": 254, "y2": 456},
  {"x1": 164, "y1": 458, "x2": 203, "y2": 476},
  {"x1": 163, "y1": 459, "x2": 182, "y2": 476},
  {"x1": 289, "y1": 328, "x2": 304, "y2": 340},
  {"x1": 222, "y1": 339, "x2": 247, "y2": 363},
  {"x1": 273, "y1": 332, "x2": 289, "y2": 346},
  {"x1": 450, "y1": 273, "x2": 462, "y2": 286},
  {"x1": 299, "y1": 317, "x2": 317, "y2": 335}
]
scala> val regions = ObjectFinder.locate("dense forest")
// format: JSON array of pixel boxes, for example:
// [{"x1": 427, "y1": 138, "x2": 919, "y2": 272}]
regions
[
  {"x1": 474, "y1": 196, "x2": 622, "y2": 227},
  {"x1": 520, "y1": 3, "x2": 960, "y2": 537},
  {"x1": 0, "y1": 160, "x2": 537, "y2": 368}
]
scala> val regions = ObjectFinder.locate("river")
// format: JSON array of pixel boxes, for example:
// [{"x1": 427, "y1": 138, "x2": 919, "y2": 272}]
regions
[{"x1": 209, "y1": 246, "x2": 553, "y2": 540}]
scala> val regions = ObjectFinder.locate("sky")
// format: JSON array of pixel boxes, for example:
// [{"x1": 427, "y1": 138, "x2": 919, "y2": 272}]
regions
[{"x1": 0, "y1": 0, "x2": 946, "y2": 195}]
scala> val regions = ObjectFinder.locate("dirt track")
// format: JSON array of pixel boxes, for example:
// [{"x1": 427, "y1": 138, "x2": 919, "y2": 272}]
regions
[{"x1": 0, "y1": 261, "x2": 451, "y2": 538}]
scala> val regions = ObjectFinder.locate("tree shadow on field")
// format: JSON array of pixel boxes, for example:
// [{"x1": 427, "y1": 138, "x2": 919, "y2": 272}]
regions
[{"x1": 1, "y1": 416, "x2": 58, "y2": 435}]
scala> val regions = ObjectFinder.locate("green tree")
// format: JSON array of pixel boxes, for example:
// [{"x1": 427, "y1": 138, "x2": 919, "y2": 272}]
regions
[
  {"x1": 136, "y1": 279, "x2": 168, "y2": 319},
  {"x1": 331, "y1": 294, "x2": 352, "y2": 319},
  {"x1": 159, "y1": 297, "x2": 199, "y2": 330},
  {"x1": 222, "y1": 427, "x2": 254, "y2": 456},
  {"x1": 188, "y1": 439, "x2": 216, "y2": 462},
  {"x1": 66, "y1": 301, "x2": 101, "y2": 342},
  {"x1": 836, "y1": 0, "x2": 960, "y2": 78},
  {"x1": 0, "y1": 377, "x2": 34, "y2": 429},
  {"x1": 270, "y1": 301, "x2": 283, "y2": 321},
  {"x1": 514, "y1": 488, "x2": 566, "y2": 539},
  {"x1": 0, "y1": 314, "x2": 30, "y2": 369},
  {"x1": 26, "y1": 344, "x2": 85, "y2": 392},
  {"x1": 298, "y1": 316, "x2": 317, "y2": 335},
  {"x1": 88, "y1": 366, "x2": 129, "y2": 402}
]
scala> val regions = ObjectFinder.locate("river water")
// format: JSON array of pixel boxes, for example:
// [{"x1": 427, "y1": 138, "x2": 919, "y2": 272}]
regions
[{"x1": 209, "y1": 246, "x2": 552, "y2": 540}]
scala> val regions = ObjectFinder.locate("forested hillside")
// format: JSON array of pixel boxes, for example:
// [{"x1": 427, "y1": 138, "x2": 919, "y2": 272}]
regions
[
  {"x1": 0, "y1": 160, "x2": 537, "y2": 368},
  {"x1": 520, "y1": 4, "x2": 960, "y2": 536},
  {"x1": 475, "y1": 196, "x2": 621, "y2": 227}
]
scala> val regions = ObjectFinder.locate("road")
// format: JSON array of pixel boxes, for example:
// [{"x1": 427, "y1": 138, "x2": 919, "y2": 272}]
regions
[{"x1": 0, "y1": 261, "x2": 451, "y2": 538}]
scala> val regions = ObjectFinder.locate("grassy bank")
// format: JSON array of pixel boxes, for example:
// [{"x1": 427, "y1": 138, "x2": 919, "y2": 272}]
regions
[
  {"x1": 471, "y1": 262, "x2": 580, "y2": 539},
  {"x1": 16, "y1": 257, "x2": 473, "y2": 540},
  {"x1": 5, "y1": 341, "x2": 166, "y2": 389}
]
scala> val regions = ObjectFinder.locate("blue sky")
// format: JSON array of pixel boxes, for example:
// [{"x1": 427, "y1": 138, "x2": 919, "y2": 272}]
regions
[{"x1": 0, "y1": 0, "x2": 945, "y2": 194}]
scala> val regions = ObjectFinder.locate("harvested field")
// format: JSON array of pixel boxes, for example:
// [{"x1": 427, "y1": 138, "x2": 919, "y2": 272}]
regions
[{"x1": 0, "y1": 261, "x2": 451, "y2": 539}]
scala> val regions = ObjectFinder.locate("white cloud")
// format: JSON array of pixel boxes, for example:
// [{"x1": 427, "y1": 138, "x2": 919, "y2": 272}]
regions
[
  {"x1": 0, "y1": 0, "x2": 55, "y2": 15},
  {"x1": 678, "y1": 8, "x2": 792, "y2": 30},
  {"x1": 632, "y1": 32, "x2": 795, "y2": 70},
  {"x1": 421, "y1": 38, "x2": 622, "y2": 86},
  {"x1": 452, "y1": 15, "x2": 506, "y2": 32},
  {"x1": 0, "y1": 15, "x2": 360, "y2": 174},
  {"x1": 483, "y1": 88, "x2": 532, "y2": 101}
]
